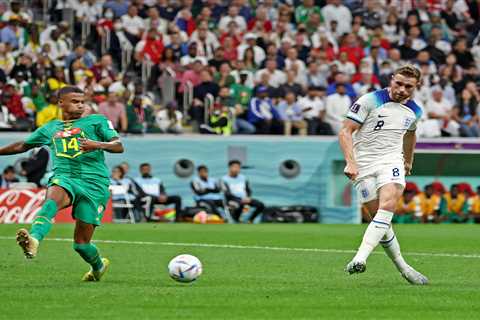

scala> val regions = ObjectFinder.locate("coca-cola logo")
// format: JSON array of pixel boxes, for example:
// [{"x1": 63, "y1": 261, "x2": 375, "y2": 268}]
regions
[{"x1": 0, "y1": 189, "x2": 46, "y2": 224}]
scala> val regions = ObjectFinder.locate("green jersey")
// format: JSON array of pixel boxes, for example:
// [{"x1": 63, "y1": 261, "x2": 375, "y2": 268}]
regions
[{"x1": 24, "y1": 114, "x2": 119, "y2": 181}]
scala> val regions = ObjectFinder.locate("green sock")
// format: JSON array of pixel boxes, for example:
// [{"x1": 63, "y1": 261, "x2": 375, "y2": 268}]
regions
[
  {"x1": 30, "y1": 199, "x2": 58, "y2": 241},
  {"x1": 73, "y1": 242, "x2": 104, "y2": 271}
]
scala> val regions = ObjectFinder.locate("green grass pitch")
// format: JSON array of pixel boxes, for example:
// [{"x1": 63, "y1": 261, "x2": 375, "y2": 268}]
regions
[{"x1": 0, "y1": 224, "x2": 479, "y2": 319}]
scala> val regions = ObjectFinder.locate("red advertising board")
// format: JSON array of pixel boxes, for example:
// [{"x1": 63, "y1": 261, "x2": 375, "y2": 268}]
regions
[{"x1": 0, "y1": 189, "x2": 112, "y2": 224}]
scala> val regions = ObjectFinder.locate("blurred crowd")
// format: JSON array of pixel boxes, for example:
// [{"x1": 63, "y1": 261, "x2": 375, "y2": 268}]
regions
[
  {"x1": 0, "y1": 0, "x2": 479, "y2": 136},
  {"x1": 361, "y1": 181, "x2": 480, "y2": 223}
]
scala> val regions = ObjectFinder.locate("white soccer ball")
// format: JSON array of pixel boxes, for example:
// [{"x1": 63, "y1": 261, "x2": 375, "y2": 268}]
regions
[{"x1": 168, "y1": 254, "x2": 203, "y2": 283}]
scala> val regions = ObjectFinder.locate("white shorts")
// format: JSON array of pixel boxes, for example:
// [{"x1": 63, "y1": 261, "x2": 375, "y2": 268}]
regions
[{"x1": 353, "y1": 163, "x2": 406, "y2": 203}]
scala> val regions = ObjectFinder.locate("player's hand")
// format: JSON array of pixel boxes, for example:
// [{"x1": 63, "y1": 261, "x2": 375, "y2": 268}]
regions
[
  {"x1": 79, "y1": 138, "x2": 101, "y2": 152},
  {"x1": 344, "y1": 163, "x2": 358, "y2": 181},
  {"x1": 404, "y1": 162, "x2": 412, "y2": 175}
]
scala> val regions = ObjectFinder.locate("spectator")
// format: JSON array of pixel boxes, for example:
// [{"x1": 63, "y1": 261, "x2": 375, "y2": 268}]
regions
[
  {"x1": 104, "y1": 0, "x2": 130, "y2": 18},
  {"x1": 209, "y1": 46, "x2": 228, "y2": 72},
  {"x1": 222, "y1": 160, "x2": 265, "y2": 223},
  {"x1": 134, "y1": 163, "x2": 183, "y2": 222},
  {"x1": 297, "y1": 86, "x2": 333, "y2": 136},
  {"x1": 218, "y1": 5, "x2": 247, "y2": 33},
  {"x1": 327, "y1": 72, "x2": 356, "y2": 100},
  {"x1": 134, "y1": 28, "x2": 164, "y2": 64},
  {"x1": 126, "y1": 96, "x2": 156, "y2": 134},
  {"x1": 190, "y1": 21, "x2": 220, "y2": 60},
  {"x1": 321, "y1": 0, "x2": 352, "y2": 36},
  {"x1": 36, "y1": 94, "x2": 62, "y2": 128},
  {"x1": 191, "y1": 165, "x2": 224, "y2": 219},
  {"x1": 334, "y1": 52, "x2": 356, "y2": 80},
  {"x1": 0, "y1": 166, "x2": 19, "y2": 188},
  {"x1": 247, "y1": 85, "x2": 281, "y2": 134},
  {"x1": 279, "y1": 70, "x2": 304, "y2": 98},
  {"x1": 453, "y1": 37, "x2": 475, "y2": 69},
  {"x1": 418, "y1": 184, "x2": 441, "y2": 223},
  {"x1": 47, "y1": 68, "x2": 68, "y2": 92},
  {"x1": 453, "y1": 89, "x2": 480, "y2": 137},
  {"x1": 1, "y1": 84, "x2": 30, "y2": 130},
  {"x1": 468, "y1": 186, "x2": 480, "y2": 224},
  {"x1": 325, "y1": 83, "x2": 351, "y2": 134},
  {"x1": 156, "y1": 101, "x2": 183, "y2": 134},
  {"x1": 394, "y1": 189, "x2": 419, "y2": 224},
  {"x1": 19, "y1": 147, "x2": 49, "y2": 187},
  {"x1": 295, "y1": 0, "x2": 321, "y2": 25},
  {"x1": 110, "y1": 165, "x2": 143, "y2": 221},
  {"x1": 0, "y1": 16, "x2": 21, "y2": 49},
  {"x1": 121, "y1": 5, "x2": 145, "y2": 46},
  {"x1": 191, "y1": 69, "x2": 219, "y2": 130},
  {"x1": 144, "y1": 7, "x2": 168, "y2": 35},
  {"x1": 180, "y1": 42, "x2": 208, "y2": 66},
  {"x1": 277, "y1": 92, "x2": 307, "y2": 136},
  {"x1": 91, "y1": 54, "x2": 116, "y2": 89},
  {"x1": 214, "y1": 62, "x2": 235, "y2": 88},
  {"x1": 0, "y1": 43, "x2": 15, "y2": 75},
  {"x1": 237, "y1": 33, "x2": 266, "y2": 67},
  {"x1": 255, "y1": 59, "x2": 286, "y2": 89},
  {"x1": 98, "y1": 92, "x2": 128, "y2": 132},
  {"x1": 201, "y1": 102, "x2": 233, "y2": 136},
  {"x1": 422, "y1": 85, "x2": 459, "y2": 137},
  {"x1": 439, "y1": 184, "x2": 468, "y2": 223}
]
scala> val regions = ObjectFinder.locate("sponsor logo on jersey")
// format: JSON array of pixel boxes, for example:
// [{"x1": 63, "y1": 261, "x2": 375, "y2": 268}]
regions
[
  {"x1": 350, "y1": 103, "x2": 360, "y2": 113},
  {"x1": 378, "y1": 114, "x2": 388, "y2": 118},
  {"x1": 54, "y1": 128, "x2": 81, "y2": 138},
  {"x1": 98, "y1": 204, "x2": 104, "y2": 214}
]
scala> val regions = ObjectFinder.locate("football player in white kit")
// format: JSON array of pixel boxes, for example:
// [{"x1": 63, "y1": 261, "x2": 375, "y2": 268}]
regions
[{"x1": 339, "y1": 65, "x2": 429, "y2": 285}]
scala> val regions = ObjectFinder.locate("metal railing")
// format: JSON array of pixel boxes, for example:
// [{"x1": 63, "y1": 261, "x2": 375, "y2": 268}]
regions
[
  {"x1": 160, "y1": 67, "x2": 176, "y2": 106},
  {"x1": 183, "y1": 81, "x2": 193, "y2": 121},
  {"x1": 100, "y1": 28, "x2": 111, "y2": 55},
  {"x1": 141, "y1": 57, "x2": 153, "y2": 89},
  {"x1": 121, "y1": 46, "x2": 132, "y2": 73},
  {"x1": 81, "y1": 20, "x2": 91, "y2": 44},
  {"x1": 204, "y1": 93, "x2": 215, "y2": 124}
]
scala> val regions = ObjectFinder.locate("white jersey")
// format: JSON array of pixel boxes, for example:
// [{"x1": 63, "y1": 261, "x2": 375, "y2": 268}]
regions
[{"x1": 345, "y1": 88, "x2": 422, "y2": 172}]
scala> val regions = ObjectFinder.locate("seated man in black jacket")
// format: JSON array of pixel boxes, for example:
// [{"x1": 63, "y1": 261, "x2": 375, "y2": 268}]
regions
[{"x1": 190, "y1": 165, "x2": 224, "y2": 218}]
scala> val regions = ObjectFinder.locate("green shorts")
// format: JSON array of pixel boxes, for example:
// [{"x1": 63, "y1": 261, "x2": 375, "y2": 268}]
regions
[{"x1": 49, "y1": 175, "x2": 110, "y2": 226}]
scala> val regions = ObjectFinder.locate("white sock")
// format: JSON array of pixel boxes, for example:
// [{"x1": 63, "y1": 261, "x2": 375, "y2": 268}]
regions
[
  {"x1": 380, "y1": 227, "x2": 410, "y2": 272},
  {"x1": 353, "y1": 209, "x2": 393, "y2": 262}
]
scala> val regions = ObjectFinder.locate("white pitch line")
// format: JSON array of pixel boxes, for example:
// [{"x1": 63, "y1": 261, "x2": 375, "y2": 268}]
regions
[{"x1": 1, "y1": 236, "x2": 479, "y2": 259}]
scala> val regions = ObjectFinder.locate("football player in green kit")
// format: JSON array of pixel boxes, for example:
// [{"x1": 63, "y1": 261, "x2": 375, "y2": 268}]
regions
[{"x1": 0, "y1": 86, "x2": 124, "y2": 281}]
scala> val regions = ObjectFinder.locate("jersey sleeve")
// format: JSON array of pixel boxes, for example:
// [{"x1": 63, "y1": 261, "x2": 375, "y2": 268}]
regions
[
  {"x1": 24, "y1": 124, "x2": 51, "y2": 146},
  {"x1": 345, "y1": 93, "x2": 375, "y2": 125},
  {"x1": 406, "y1": 101, "x2": 423, "y2": 131},
  {"x1": 98, "y1": 116, "x2": 119, "y2": 141}
]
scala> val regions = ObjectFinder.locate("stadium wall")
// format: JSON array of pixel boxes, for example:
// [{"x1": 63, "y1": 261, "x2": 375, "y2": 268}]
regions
[
  {"x1": 0, "y1": 134, "x2": 359, "y2": 223},
  {"x1": 2, "y1": 134, "x2": 480, "y2": 224}
]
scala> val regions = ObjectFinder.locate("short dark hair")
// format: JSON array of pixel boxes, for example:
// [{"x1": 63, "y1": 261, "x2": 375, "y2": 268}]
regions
[
  {"x1": 114, "y1": 165, "x2": 125, "y2": 176},
  {"x1": 57, "y1": 86, "x2": 84, "y2": 99},
  {"x1": 3, "y1": 165, "x2": 15, "y2": 174},
  {"x1": 197, "y1": 165, "x2": 208, "y2": 172},
  {"x1": 228, "y1": 160, "x2": 241, "y2": 167},
  {"x1": 393, "y1": 64, "x2": 421, "y2": 82},
  {"x1": 140, "y1": 163, "x2": 151, "y2": 168}
]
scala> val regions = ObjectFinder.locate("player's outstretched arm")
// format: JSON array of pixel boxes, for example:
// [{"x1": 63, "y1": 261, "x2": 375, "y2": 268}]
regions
[
  {"x1": 339, "y1": 119, "x2": 361, "y2": 180},
  {"x1": 0, "y1": 141, "x2": 33, "y2": 156},
  {"x1": 403, "y1": 130, "x2": 416, "y2": 175},
  {"x1": 79, "y1": 138, "x2": 124, "y2": 153}
]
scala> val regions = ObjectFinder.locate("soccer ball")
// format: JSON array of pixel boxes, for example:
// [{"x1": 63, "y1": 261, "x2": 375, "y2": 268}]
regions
[{"x1": 168, "y1": 254, "x2": 203, "y2": 283}]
